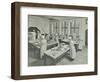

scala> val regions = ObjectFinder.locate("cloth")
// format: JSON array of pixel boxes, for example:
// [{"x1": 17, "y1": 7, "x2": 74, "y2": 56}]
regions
[{"x1": 32, "y1": 32, "x2": 36, "y2": 41}]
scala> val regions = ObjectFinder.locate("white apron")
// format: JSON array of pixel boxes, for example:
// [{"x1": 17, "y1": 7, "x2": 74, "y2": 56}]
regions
[
  {"x1": 69, "y1": 40, "x2": 76, "y2": 59},
  {"x1": 40, "y1": 39, "x2": 47, "y2": 58}
]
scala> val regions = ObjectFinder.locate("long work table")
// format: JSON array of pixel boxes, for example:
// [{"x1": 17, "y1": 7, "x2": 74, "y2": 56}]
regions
[
  {"x1": 28, "y1": 40, "x2": 58, "y2": 59},
  {"x1": 44, "y1": 45, "x2": 70, "y2": 65}
]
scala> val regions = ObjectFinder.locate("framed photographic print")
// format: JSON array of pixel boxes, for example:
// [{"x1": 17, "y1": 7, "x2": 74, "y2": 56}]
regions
[{"x1": 11, "y1": 2, "x2": 98, "y2": 80}]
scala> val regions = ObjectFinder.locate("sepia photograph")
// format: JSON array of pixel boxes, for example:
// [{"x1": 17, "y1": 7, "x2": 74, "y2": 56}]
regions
[
  {"x1": 28, "y1": 15, "x2": 88, "y2": 66},
  {"x1": 11, "y1": 2, "x2": 97, "y2": 79}
]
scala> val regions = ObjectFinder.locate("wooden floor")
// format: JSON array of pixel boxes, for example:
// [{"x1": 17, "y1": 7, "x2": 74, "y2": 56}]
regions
[{"x1": 28, "y1": 46, "x2": 88, "y2": 66}]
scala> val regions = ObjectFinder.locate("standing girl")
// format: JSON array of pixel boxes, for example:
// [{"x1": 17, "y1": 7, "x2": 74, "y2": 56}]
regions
[
  {"x1": 40, "y1": 34, "x2": 47, "y2": 59},
  {"x1": 69, "y1": 35, "x2": 76, "y2": 60}
]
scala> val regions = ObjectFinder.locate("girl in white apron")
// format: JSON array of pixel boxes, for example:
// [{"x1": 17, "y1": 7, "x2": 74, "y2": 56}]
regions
[
  {"x1": 69, "y1": 36, "x2": 76, "y2": 60},
  {"x1": 40, "y1": 34, "x2": 47, "y2": 59}
]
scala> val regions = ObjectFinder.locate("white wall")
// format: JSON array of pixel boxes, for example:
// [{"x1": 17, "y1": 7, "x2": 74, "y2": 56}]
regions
[
  {"x1": 0, "y1": 0, "x2": 100, "y2": 82},
  {"x1": 80, "y1": 18, "x2": 87, "y2": 47}
]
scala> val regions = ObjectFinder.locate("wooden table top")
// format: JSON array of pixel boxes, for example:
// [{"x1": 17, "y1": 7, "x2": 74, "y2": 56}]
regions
[{"x1": 28, "y1": 40, "x2": 58, "y2": 49}]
